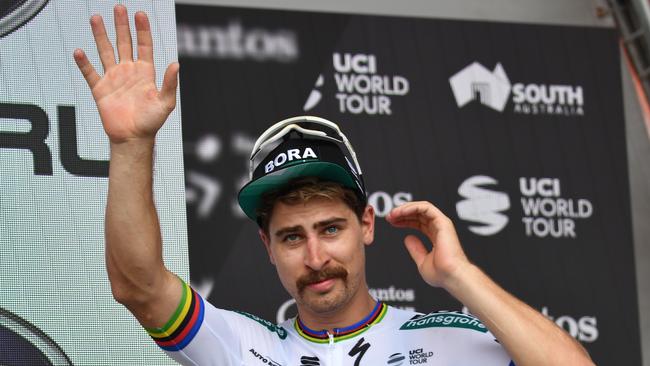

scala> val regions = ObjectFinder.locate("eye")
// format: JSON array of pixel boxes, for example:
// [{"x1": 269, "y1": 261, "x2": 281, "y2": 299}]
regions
[
  {"x1": 324, "y1": 226, "x2": 339, "y2": 235},
  {"x1": 283, "y1": 233, "x2": 301, "y2": 242}
]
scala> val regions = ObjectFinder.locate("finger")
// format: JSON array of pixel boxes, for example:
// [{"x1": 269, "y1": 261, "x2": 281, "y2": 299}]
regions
[
  {"x1": 386, "y1": 203, "x2": 433, "y2": 227},
  {"x1": 73, "y1": 49, "x2": 101, "y2": 88},
  {"x1": 114, "y1": 4, "x2": 133, "y2": 62},
  {"x1": 387, "y1": 217, "x2": 424, "y2": 230},
  {"x1": 89, "y1": 15, "x2": 116, "y2": 71},
  {"x1": 160, "y1": 62, "x2": 180, "y2": 110},
  {"x1": 134, "y1": 11, "x2": 153, "y2": 63},
  {"x1": 388, "y1": 201, "x2": 449, "y2": 227},
  {"x1": 403, "y1": 235, "x2": 429, "y2": 267}
]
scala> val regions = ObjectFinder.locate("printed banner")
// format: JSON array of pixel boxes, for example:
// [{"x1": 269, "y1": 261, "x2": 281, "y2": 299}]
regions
[
  {"x1": 0, "y1": 1, "x2": 187, "y2": 365},
  {"x1": 176, "y1": 4, "x2": 640, "y2": 365}
]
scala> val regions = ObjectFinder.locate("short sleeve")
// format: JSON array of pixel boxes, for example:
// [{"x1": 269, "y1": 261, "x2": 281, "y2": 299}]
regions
[{"x1": 144, "y1": 280, "x2": 243, "y2": 366}]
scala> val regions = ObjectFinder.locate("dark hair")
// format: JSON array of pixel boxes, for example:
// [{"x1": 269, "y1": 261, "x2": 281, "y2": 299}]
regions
[{"x1": 256, "y1": 177, "x2": 366, "y2": 233}]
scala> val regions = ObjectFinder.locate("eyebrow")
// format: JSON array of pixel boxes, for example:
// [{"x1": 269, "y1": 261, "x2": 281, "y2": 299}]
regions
[
  {"x1": 314, "y1": 217, "x2": 347, "y2": 229},
  {"x1": 273, "y1": 217, "x2": 348, "y2": 238}
]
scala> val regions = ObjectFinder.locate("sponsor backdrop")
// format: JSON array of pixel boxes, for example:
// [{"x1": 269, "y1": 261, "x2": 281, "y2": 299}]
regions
[
  {"x1": 0, "y1": 1, "x2": 187, "y2": 365},
  {"x1": 178, "y1": 4, "x2": 641, "y2": 365}
]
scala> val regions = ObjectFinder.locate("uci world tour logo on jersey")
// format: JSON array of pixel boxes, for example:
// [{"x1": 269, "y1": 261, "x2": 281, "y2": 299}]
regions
[
  {"x1": 387, "y1": 352, "x2": 406, "y2": 366},
  {"x1": 449, "y1": 61, "x2": 584, "y2": 116},
  {"x1": 456, "y1": 175, "x2": 510, "y2": 236}
]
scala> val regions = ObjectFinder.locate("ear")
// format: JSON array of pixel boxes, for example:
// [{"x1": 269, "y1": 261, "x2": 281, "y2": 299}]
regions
[
  {"x1": 360, "y1": 204, "x2": 375, "y2": 246},
  {"x1": 258, "y1": 228, "x2": 276, "y2": 265}
]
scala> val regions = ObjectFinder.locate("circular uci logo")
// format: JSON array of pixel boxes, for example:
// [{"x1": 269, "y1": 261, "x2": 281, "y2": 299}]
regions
[
  {"x1": 0, "y1": 307, "x2": 72, "y2": 366},
  {"x1": 0, "y1": 0, "x2": 49, "y2": 38}
]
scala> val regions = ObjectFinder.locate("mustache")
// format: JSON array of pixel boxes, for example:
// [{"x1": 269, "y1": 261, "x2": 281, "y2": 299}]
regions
[{"x1": 296, "y1": 266, "x2": 348, "y2": 293}]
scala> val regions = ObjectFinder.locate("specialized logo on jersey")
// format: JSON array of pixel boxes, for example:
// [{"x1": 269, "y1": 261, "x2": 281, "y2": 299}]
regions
[
  {"x1": 348, "y1": 337, "x2": 371, "y2": 366},
  {"x1": 456, "y1": 175, "x2": 510, "y2": 236},
  {"x1": 300, "y1": 355, "x2": 320, "y2": 365},
  {"x1": 400, "y1": 312, "x2": 487, "y2": 333},
  {"x1": 249, "y1": 348, "x2": 283, "y2": 366},
  {"x1": 235, "y1": 311, "x2": 288, "y2": 339}
]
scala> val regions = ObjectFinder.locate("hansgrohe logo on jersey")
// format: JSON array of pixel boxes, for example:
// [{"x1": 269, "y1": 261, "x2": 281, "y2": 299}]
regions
[
  {"x1": 399, "y1": 312, "x2": 487, "y2": 333},
  {"x1": 235, "y1": 311, "x2": 288, "y2": 339}
]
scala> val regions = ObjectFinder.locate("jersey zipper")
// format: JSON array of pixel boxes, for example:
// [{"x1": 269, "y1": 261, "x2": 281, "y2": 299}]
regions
[{"x1": 327, "y1": 331, "x2": 334, "y2": 365}]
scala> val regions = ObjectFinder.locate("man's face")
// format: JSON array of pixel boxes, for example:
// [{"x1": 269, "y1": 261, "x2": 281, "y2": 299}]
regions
[{"x1": 260, "y1": 198, "x2": 374, "y2": 316}]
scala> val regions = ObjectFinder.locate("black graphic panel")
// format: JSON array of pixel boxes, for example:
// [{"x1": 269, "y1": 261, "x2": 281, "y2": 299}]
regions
[{"x1": 177, "y1": 5, "x2": 639, "y2": 364}]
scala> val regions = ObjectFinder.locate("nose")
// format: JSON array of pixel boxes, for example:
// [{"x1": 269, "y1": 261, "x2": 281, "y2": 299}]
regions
[{"x1": 304, "y1": 234, "x2": 330, "y2": 271}]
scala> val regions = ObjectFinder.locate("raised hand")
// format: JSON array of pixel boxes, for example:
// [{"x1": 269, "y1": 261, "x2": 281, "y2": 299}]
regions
[
  {"x1": 386, "y1": 201, "x2": 471, "y2": 289},
  {"x1": 73, "y1": 5, "x2": 179, "y2": 144}
]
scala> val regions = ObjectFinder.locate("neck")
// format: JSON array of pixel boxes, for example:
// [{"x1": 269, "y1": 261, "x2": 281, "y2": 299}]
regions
[{"x1": 296, "y1": 287, "x2": 376, "y2": 332}]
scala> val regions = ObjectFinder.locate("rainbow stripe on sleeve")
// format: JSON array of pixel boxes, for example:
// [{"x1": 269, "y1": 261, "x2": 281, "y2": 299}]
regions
[{"x1": 145, "y1": 280, "x2": 205, "y2": 351}]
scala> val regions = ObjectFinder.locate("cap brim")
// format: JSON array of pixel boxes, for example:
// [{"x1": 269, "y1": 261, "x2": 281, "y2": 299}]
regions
[{"x1": 238, "y1": 162, "x2": 357, "y2": 220}]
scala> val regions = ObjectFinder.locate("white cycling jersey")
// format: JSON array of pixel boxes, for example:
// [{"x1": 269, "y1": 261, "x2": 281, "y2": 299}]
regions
[{"x1": 146, "y1": 281, "x2": 514, "y2": 366}]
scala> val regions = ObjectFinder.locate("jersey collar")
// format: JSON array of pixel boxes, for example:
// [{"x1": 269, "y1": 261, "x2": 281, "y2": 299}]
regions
[{"x1": 294, "y1": 301, "x2": 388, "y2": 343}]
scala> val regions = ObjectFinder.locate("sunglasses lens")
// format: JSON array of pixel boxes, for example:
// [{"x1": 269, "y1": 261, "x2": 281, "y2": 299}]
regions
[
  {"x1": 250, "y1": 121, "x2": 345, "y2": 172},
  {"x1": 298, "y1": 121, "x2": 340, "y2": 139},
  {"x1": 252, "y1": 138, "x2": 283, "y2": 170}
]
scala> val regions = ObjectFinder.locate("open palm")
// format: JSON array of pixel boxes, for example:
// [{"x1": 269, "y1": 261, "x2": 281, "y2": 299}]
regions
[{"x1": 74, "y1": 5, "x2": 178, "y2": 143}]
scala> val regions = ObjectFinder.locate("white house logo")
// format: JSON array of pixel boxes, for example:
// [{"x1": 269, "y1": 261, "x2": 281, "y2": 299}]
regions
[
  {"x1": 456, "y1": 175, "x2": 510, "y2": 236},
  {"x1": 449, "y1": 62, "x2": 584, "y2": 116},
  {"x1": 303, "y1": 52, "x2": 410, "y2": 115},
  {"x1": 0, "y1": 0, "x2": 49, "y2": 38}
]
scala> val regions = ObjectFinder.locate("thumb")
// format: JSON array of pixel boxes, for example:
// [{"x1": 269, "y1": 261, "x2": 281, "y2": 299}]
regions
[
  {"x1": 403, "y1": 234, "x2": 428, "y2": 268},
  {"x1": 160, "y1": 62, "x2": 179, "y2": 108}
]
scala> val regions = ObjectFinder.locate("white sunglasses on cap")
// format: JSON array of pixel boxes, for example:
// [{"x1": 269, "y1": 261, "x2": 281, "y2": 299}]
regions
[{"x1": 248, "y1": 116, "x2": 363, "y2": 180}]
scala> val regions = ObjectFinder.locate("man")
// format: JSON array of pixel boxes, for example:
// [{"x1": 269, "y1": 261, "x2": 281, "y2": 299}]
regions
[{"x1": 74, "y1": 5, "x2": 594, "y2": 365}]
